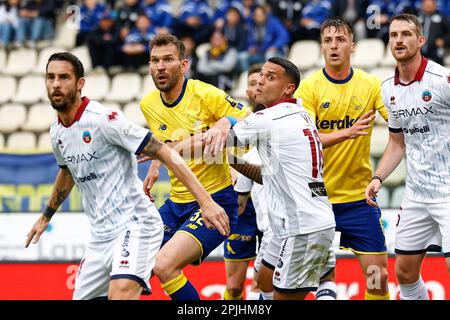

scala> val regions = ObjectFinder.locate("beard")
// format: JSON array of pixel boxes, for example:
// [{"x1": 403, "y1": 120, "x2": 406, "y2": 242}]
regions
[
  {"x1": 152, "y1": 68, "x2": 182, "y2": 93},
  {"x1": 48, "y1": 88, "x2": 76, "y2": 112}
]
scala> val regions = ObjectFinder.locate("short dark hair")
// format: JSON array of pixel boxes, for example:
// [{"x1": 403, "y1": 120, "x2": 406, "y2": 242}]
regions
[
  {"x1": 320, "y1": 17, "x2": 354, "y2": 40},
  {"x1": 247, "y1": 63, "x2": 263, "y2": 77},
  {"x1": 390, "y1": 13, "x2": 423, "y2": 37},
  {"x1": 267, "y1": 57, "x2": 301, "y2": 91},
  {"x1": 46, "y1": 52, "x2": 84, "y2": 80},
  {"x1": 150, "y1": 34, "x2": 186, "y2": 60}
]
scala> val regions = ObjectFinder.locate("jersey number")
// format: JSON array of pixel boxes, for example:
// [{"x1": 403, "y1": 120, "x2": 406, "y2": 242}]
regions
[{"x1": 303, "y1": 128, "x2": 324, "y2": 179}]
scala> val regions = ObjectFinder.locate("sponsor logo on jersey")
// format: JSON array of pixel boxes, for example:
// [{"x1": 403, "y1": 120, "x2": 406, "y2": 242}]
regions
[
  {"x1": 77, "y1": 172, "x2": 98, "y2": 183},
  {"x1": 308, "y1": 182, "x2": 328, "y2": 197},
  {"x1": 277, "y1": 259, "x2": 283, "y2": 268},
  {"x1": 57, "y1": 139, "x2": 64, "y2": 149},
  {"x1": 121, "y1": 249, "x2": 130, "y2": 257},
  {"x1": 351, "y1": 96, "x2": 363, "y2": 110},
  {"x1": 402, "y1": 125, "x2": 430, "y2": 135},
  {"x1": 82, "y1": 131, "x2": 92, "y2": 144},
  {"x1": 107, "y1": 111, "x2": 118, "y2": 121},
  {"x1": 64, "y1": 152, "x2": 99, "y2": 164},
  {"x1": 122, "y1": 230, "x2": 131, "y2": 249},
  {"x1": 225, "y1": 95, "x2": 243, "y2": 110},
  {"x1": 392, "y1": 106, "x2": 434, "y2": 118},
  {"x1": 119, "y1": 260, "x2": 129, "y2": 269},
  {"x1": 316, "y1": 115, "x2": 358, "y2": 130},
  {"x1": 390, "y1": 96, "x2": 396, "y2": 106},
  {"x1": 422, "y1": 90, "x2": 432, "y2": 103},
  {"x1": 320, "y1": 102, "x2": 330, "y2": 109},
  {"x1": 274, "y1": 271, "x2": 281, "y2": 281}
]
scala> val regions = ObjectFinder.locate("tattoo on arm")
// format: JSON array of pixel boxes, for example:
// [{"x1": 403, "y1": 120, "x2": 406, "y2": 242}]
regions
[
  {"x1": 142, "y1": 136, "x2": 164, "y2": 159},
  {"x1": 228, "y1": 154, "x2": 263, "y2": 185}
]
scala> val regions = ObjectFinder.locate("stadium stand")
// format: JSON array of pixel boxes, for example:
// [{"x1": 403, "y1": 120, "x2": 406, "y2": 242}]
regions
[
  {"x1": 34, "y1": 46, "x2": 66, "y2": 74},
  {"x1": 107, "y1": 73, "x2": 142, "y2": 103},
  {"x1": 0, "y1": 76, "x2": 17, "y2": 104},
  {"x1": 22, "y1": 103, "x2": 56, "y2": 132},
  {"x1": 0, "y1": 49, "x2": 6, "y2": 70},
  {"x1": 390, "y1": 185, "x2": 405, "y2": 208},
  {"x1": 140, "y1": 74, "x2": 157, "y2": 99},
  {"x1": 6, "y1": 131, "x2": 37, "y2": 150},
  {"x1": 0, "y1": 133, "x2": 4, "y2": 149},
  {"x1": 377, "y1": 186, "x2": 390, "y2": 209},
  {"x1": 37, "y1": 132, "x2": 52, "y2": 150},
  {"x1": 13, "y1": 75, "x2": 46, "y2": 104},
  {"x1": 288, "y1": 40, "x2": 321, "y2": 70},
  {"x1": 70, "y1": 45, "x2": 92, "y2": 74},
  {"x1": 231, "y1": 70, "x2": 248, "y2": 100},
  {"x1": 370, "y1": 126, "x2": 389, "y2": 158},
  {"x1": 195, "y1": 42, "x2": 211, "y2": 60},
  {"x1": 383, "y1": 158, "x2": 407, "y2": 187},
  {"x1": 0, "y1": 103, "x2": 27, "y2": 133},
  {"x1": 123, "y1": 101, "x2": 148, "y2": 128},
  {"x1": 82, "y1": 72, "x2": 111, "y2": 101},
  {"x1": 352, "y1": 38, "x2": 385, "y2": 69},
  {"x1": 3, "y1": 48, "x2": 37, "y2": 76}
]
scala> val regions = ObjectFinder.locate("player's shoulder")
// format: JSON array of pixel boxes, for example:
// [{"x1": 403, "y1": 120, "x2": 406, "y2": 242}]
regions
[
  {"x1": 300, "y1": 69, "x2": 324, "y2": 86},
  {"x1": 425, "y1": 59, "x2": 449, "y2": 79},
  {"x1": 188, "y1": 78, "x2": 227, "y2": 98},
  {"x1": 140, "y1": 87, "x2": 161, "y2": 107}
]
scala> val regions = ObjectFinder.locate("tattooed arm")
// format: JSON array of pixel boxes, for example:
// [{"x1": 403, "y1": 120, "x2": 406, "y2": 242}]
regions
[
  {"x1": 25, "y1": 168, "x2": 74, "y2": 247},
  {"x1": 228, "y1": 152, "x2": 263, "y2": 185}
]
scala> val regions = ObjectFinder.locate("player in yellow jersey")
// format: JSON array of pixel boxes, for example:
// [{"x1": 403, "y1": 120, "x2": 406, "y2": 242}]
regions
[
  {"x1": 294, "y1": 18, "x2": 390, "y2": 300},
  {"x1": 139, "y1": 34, "x2": 249, "y2": 300}
]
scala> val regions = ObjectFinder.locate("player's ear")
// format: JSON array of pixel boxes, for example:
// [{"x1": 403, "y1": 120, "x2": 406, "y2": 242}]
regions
[
  {"x1": 285, "y1": 83, "x2": 295, "y2": 96},
  {"x1": 77, "y1": 77, "x2": 85, "y2": 91},
  {"x1": 350, "y1": 41, "x2": 356, "y2": 54},
  {"x1": 418, "y1": 35, "x2": 426, "y2": 48},
  {"x1": 180, "y1": 58, "x2": 189, "y2": 74}
]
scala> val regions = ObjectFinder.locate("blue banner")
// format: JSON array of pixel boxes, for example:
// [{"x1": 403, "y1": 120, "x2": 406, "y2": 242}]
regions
[{"x1": 0, "y1": 153, "x2": 170, "y2": 213}]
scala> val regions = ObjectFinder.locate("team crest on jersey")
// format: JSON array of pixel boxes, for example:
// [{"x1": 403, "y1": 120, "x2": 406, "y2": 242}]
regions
[
  {"x1": 351, "y1": 96, "x2": 363, "y2": 110},
  {"x1": 82, "y1": 131, "x2": 92, "y2": 144},
  {"x1": 107, "y1": 111, "x2": 118, "y2": 121},
  {"x1": 421, "y1": 90, "x2": 432, "y2": 103},
  {"x1": 320, "y1": 102, "x2": 330, "y2": 109},
  {"x1": 57, "y1": 139, "x2": 64, "y2": 149},
  {"x1": 390, "y1": 96, "x2": 396, "y2": 106}
]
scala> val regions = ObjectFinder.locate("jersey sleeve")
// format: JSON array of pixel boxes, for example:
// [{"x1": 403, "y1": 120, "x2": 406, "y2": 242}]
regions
[
  {"x1": 234, "y1": 173, "x2": 253, "y2": 194},
  {"x1": 100, "y1": 109, "x2": 152, "y2": 155},
  {"x1": 381, "y1": 84, "x2": 402, "y2": 132},
  {"x1": 373, "y1": 76, "x2": 389, "y2": 122},
  {"x1": 204, "y1": 84, "x2": 250, "y2": 120},
  {"x1": 232, "y1": 112, "x2": 269, "y2": 145},
  {"x1": 294, "y1": 78, "x2": 316, "y2": 120},
  {"x1": 440, "y1": 68, "x2": 450, "y2": 102}
]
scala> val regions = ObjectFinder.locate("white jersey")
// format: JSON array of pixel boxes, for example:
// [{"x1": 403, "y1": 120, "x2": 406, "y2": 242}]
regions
[
  {"x1": 233, "y1": 147, "x2": 270, "y2": 233},
  {"x1": 50, "y1": 97, "x2": 159, "y2": 240},
  {"x1": 381, "y1": 58, "x2": 450, "y2": 203},
  {"x1": 232, "y1": 98, "x2": 336, "y2": 238}
]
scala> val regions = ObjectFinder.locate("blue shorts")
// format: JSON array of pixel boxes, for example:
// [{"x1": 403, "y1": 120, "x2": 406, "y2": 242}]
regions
[
  {"x1": 158, "y1": 185, "x2": 238, "y2": 265},
  {"x1": 223, "y1": 198, "x2": 261, "y2": 261},
  {"x1": 333, "y1": 199, "x2": 387, "y2": 254}
]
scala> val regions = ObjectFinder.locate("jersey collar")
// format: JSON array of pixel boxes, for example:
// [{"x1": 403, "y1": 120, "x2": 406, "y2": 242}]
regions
[
  {"x1": 160, "y1": 78, "x2": 188, "y2": 108},
  {"x1": 267, "y1": 97, "x2": 297, "y2": 108},
  {"x1": 322, "y1": 67, "x2": 354, "y2": 84},
  {"x1": 394, "y1": 56, "x2": 428, "y2": 86},
  {"x1": 58, "y1": 96, "x2": 90, "y2": 127}
]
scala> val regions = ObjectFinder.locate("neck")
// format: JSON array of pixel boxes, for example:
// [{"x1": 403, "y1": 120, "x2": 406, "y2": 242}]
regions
[
  {"x1": 161, "y1": 78, "x2": 185, "y2": 103},
  {"x1": 397, "y1": 53, "x2": 422, "y2": 83},
  {"x1": 324, "y1": 64, "x2": 351, "y2": 80},
  {"x1": 58, "y1": 96, "x2": 83, "y2": 126}
]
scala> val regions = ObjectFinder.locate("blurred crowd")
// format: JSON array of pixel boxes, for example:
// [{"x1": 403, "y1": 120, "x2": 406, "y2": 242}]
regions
[{"x1": 1, "y1": 0, "x2": 449, "y2": 90}]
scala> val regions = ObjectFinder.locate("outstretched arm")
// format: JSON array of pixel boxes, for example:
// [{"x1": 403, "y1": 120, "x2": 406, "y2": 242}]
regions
[
  {"x1": 26, "y1": 168, "x2": 74, "y2": 247},
  {"x1": 227, "y1": 152, "x2": 263, "y2": 185}
]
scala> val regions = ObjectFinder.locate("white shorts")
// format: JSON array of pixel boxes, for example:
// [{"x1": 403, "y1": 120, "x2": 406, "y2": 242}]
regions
[
  {"x1": 73, "y1": 212, "x2": 163, "y2": 300},
  {"x1": 268, "y1": 228, "x2": 335, "y2": 293},
  {"x1": 395, "y1": 198, "x2": 450, "y2": 256},
  {"x1": 254, "y1": 228, "x2": 273, "y2": 273}
]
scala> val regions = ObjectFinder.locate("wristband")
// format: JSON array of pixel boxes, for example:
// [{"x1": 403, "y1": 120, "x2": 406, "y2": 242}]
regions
[
  {"x1": 43, "y1": 206, "x2": 56, "y2": 219},
  {"x1": 225, "y1": 116, "x2": 238, "y2": 128},
  {"x1": 371, "y1": 175, "x2": 383, "y2": 184}
]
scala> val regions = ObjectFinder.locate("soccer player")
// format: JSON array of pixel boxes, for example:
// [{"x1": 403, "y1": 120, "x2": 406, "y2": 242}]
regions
[
  {"x1": 365, "y1": 13, "x2": 450, "y2": 300},
  {"x1": 208, "y1": 57, "x2": 337, "y2": 300},
  {"x1": 223, "y1": 64, "x2": 265, "y2": 301},
  {"x1": 139, "y1": 34, "x2": 249, "y2": 300},
  {"x1": 25, "y1": 52, "x2": 229, "y2": 300},
  {"x1": 294, "y1": 18, "x2": 390, "y2": 300}
]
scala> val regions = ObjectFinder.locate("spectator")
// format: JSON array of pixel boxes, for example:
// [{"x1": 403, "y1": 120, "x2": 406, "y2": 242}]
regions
[
  {"x1": 213, "y1": 0, "x2": 244, "y2": 29},
  {"x1": 0, "y1": 0, "x2": 20, "y2": 49},
  {"x1": 244, "y1": 5, "x2": 290, "y2": 70},
  {"x1": 221, "y1": 6, "x2": 248, "y2": 52},
  {"x1": 330, "y1": 0, "x2": 369, "y2": 41},
  {"x1": 175, "y1": 0, "x2": 214, "y2": 44},
  {"x1": 365, "y1": 0, "x2": 397, "y2": 43},
  {"x1": 180, "y1": 34, "x2": 199, "y2": 79},
  {"x1": 86, "y1": 12, "x2": 118, "y2": 71},
  {"x1": 115, "y1": 0, "x2": 141, "y2": 43},
  {"x1": 242, "y1": 0, "x2": 260, "y2": 23},
  {"x1": 418, "y1": 0, "x2": 450, "y2": 65},
  {"x1": 295, "y1": 0, "x2": 332, "y2": 41},
  {"x1": 76, "y1": 0, "x2": 107, "y2": 47},
  {"x1": 121, "y1": 14, "x2": 155, "y2": 70},
  {"x1": 141, "y1": 0, "x2": 173, "y2": 34},
  {"x1": 15, "y1": 0, "x2": 57, "y2": 48},
  {"x1": 196, "y1": 29, "x2": 238, "y2": 91},
  {"x1": 267, "y1": 0, "x2": 305, "y2": 45}
]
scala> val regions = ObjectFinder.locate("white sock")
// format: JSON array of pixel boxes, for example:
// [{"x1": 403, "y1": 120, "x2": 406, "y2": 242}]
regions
[
  {"x1": 260, "y1": 291, "x2": 273, "y2": 300},
  {"x1": 315, "y1": 281, "x2": 337, "y2": 300},
  {"x1": 399, "y1": 276, "x2": 429, "y2": 300},
  {"x1": 246, "y1": 291, "x2": 261, "y2": 300}
]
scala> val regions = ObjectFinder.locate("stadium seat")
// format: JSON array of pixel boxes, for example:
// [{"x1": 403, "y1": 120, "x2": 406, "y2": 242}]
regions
[
  {"x1": 3, "y1": 48, "x2": 37, "y2": 76},
  {"x1": 37, "y1": 132, "x2": 52, "y2": 150},
  {"x1": 107, "y1": 73, "x2": 142, "y2": 103},
  {"x1": 231, "y1": 71, "x2": 248, "y2": 100},
  {"x1": 0, "y1": 104, "x2": 27, "y2": 133},
  {"x1": 376, "y1": 186, "x2": 390, "y2": 209},
  {"x1": 0, "y1": 133, "x2": 4, "y2": 149},
  {"x1": 380, "y1": 45, "x2": 396, "y2": 67},
  {"x1": 52, "y1": 20, "x2": 78, "y2": 49},
  {"x1": 22, "y1": 103, "x2": 57, "y2": 132},
  {"x1": 70, "y1": 46, "x2": 92, "y2": 74},
  {"x1": 390, "y1": 185, "x2": 405, "y2": 208},
  {"x1": 123, "y1": 102, "x2": 148, "y2": 127},
  {"x1": 370, "y1": 67, "x2": 394, "y2": 83},
  {"x1": 195, "y1": 43, "x2": 211, "y2": 60},
  {"x1": 0, "y1": 49, "x2": 6, "y2": 70},
  {"x1": 383, "y1": 158, "x2": 407, "y2": 187},
  {"x1": 0, "y1": 76, "x2": 17, "y2": 104},
  {"x1": 33, "y1": 46, "x2": 66, "y2": 74},
  {"x1": 6, "y1": 131, "x2": 37, "y2": 150},
  {"x1": 83, "y1": 72, "x2": 110, "y2": 101},
  {"x1": 13, "y1": 75, "x2": 46, "y2": 104},
  {"x1": 315, "y1": 55, "x2": 325, "y2": 67},
  {"x1": 101, "y1": 101, "x2": 122, "y2": 111},
  {"x1": 140, "y1": 74, "x2": 157, "y2": 99},
  {"x1": 288, "y1": 40, "x2": 320, "y2": 70},
  {"x1": 352, "y1": 38, "x2": 384, "y2": 69},
  {"x1": 370, "y1": 126, "x2": 389, "y2": 157},
  {"x1": 301, "y1": 68, "x2": 318, "y2": 80}
]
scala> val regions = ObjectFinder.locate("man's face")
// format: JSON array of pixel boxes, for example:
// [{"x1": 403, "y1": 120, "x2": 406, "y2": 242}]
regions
[
  {"x1": 149, "y1": 44, "x2": 187, "y2": 92},
  {"x1": 255, "y1": 62, "x2": 293, "y2": 106},
  {"x1": 246, "y1": 72, "x2": 259, "y2": 107},
  {"x1": 253, "y1": 8, "x2": 266, "y2": 26},
  {"x1": 422, "y1": 0, "x2": 436, "y2": 14},
  {"x1": 388, "y1": 20, "x2": 424, "y2": 62},
  {"x1": 321, "y1": 26, "x2": 354, "y2": 69},
  {"x1": 46, "y1": 61, "x2": 82, "y2": 112}
]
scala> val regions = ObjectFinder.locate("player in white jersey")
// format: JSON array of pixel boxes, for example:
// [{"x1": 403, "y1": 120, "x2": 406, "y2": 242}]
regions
[
  {"x1": 365, "y1": 14, "x2": 450, "y2": 300},
  {"x1": 24, "y1": 52, "x2": 230, "y2": 300},
  {"x1": 208, "y1": 57, "x2": 336, "y2": 300}
]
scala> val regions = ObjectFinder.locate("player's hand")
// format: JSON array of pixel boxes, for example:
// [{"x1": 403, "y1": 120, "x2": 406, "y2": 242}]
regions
[
  {"x1": 365, "y1": 179, "x2": 381, "y2": 207},
  {"x1": 203, "y1": 117, "x2": 231, "y2": 157},
  {"x1": 143, "y1": 164, "x2": 160, "y2": 200},
  {"x1": 137, "y1": 154, "x2": 152, "y2": 163},
  {"x1": 199, "y1": 200, "x2": 230, "y2": 237},
  {"x1": 25, "y1": 215, "x2": 51, "y2": 248},
  {"x1": 346, "y1": 110, "x2": 375, "y2": 139}
]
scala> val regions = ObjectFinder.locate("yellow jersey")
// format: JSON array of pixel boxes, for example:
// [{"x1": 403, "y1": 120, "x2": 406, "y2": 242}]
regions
[
  {"x1": 140, "y1": 78, "x2": 249, "y2": 203},
  {"x1": 294, "y1": 68, "x2": 388, "y2": 203}
]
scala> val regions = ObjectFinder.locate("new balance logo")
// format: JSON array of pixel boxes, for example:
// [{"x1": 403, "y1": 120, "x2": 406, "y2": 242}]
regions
[{"x1": 316, "y1": 115, "x2": 357, "y2": 130}]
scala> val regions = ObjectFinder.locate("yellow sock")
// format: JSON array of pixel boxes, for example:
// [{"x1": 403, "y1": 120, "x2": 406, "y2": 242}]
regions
[
  {"x1": 365, "y1": 290, "x2": 390, "y2": 300},
  {"x1": 223, "y1": 288, "x2": 243, "y2": 300},
  {"x1": 161, "y1": 273, "x2": 187, "y2": 295}
]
